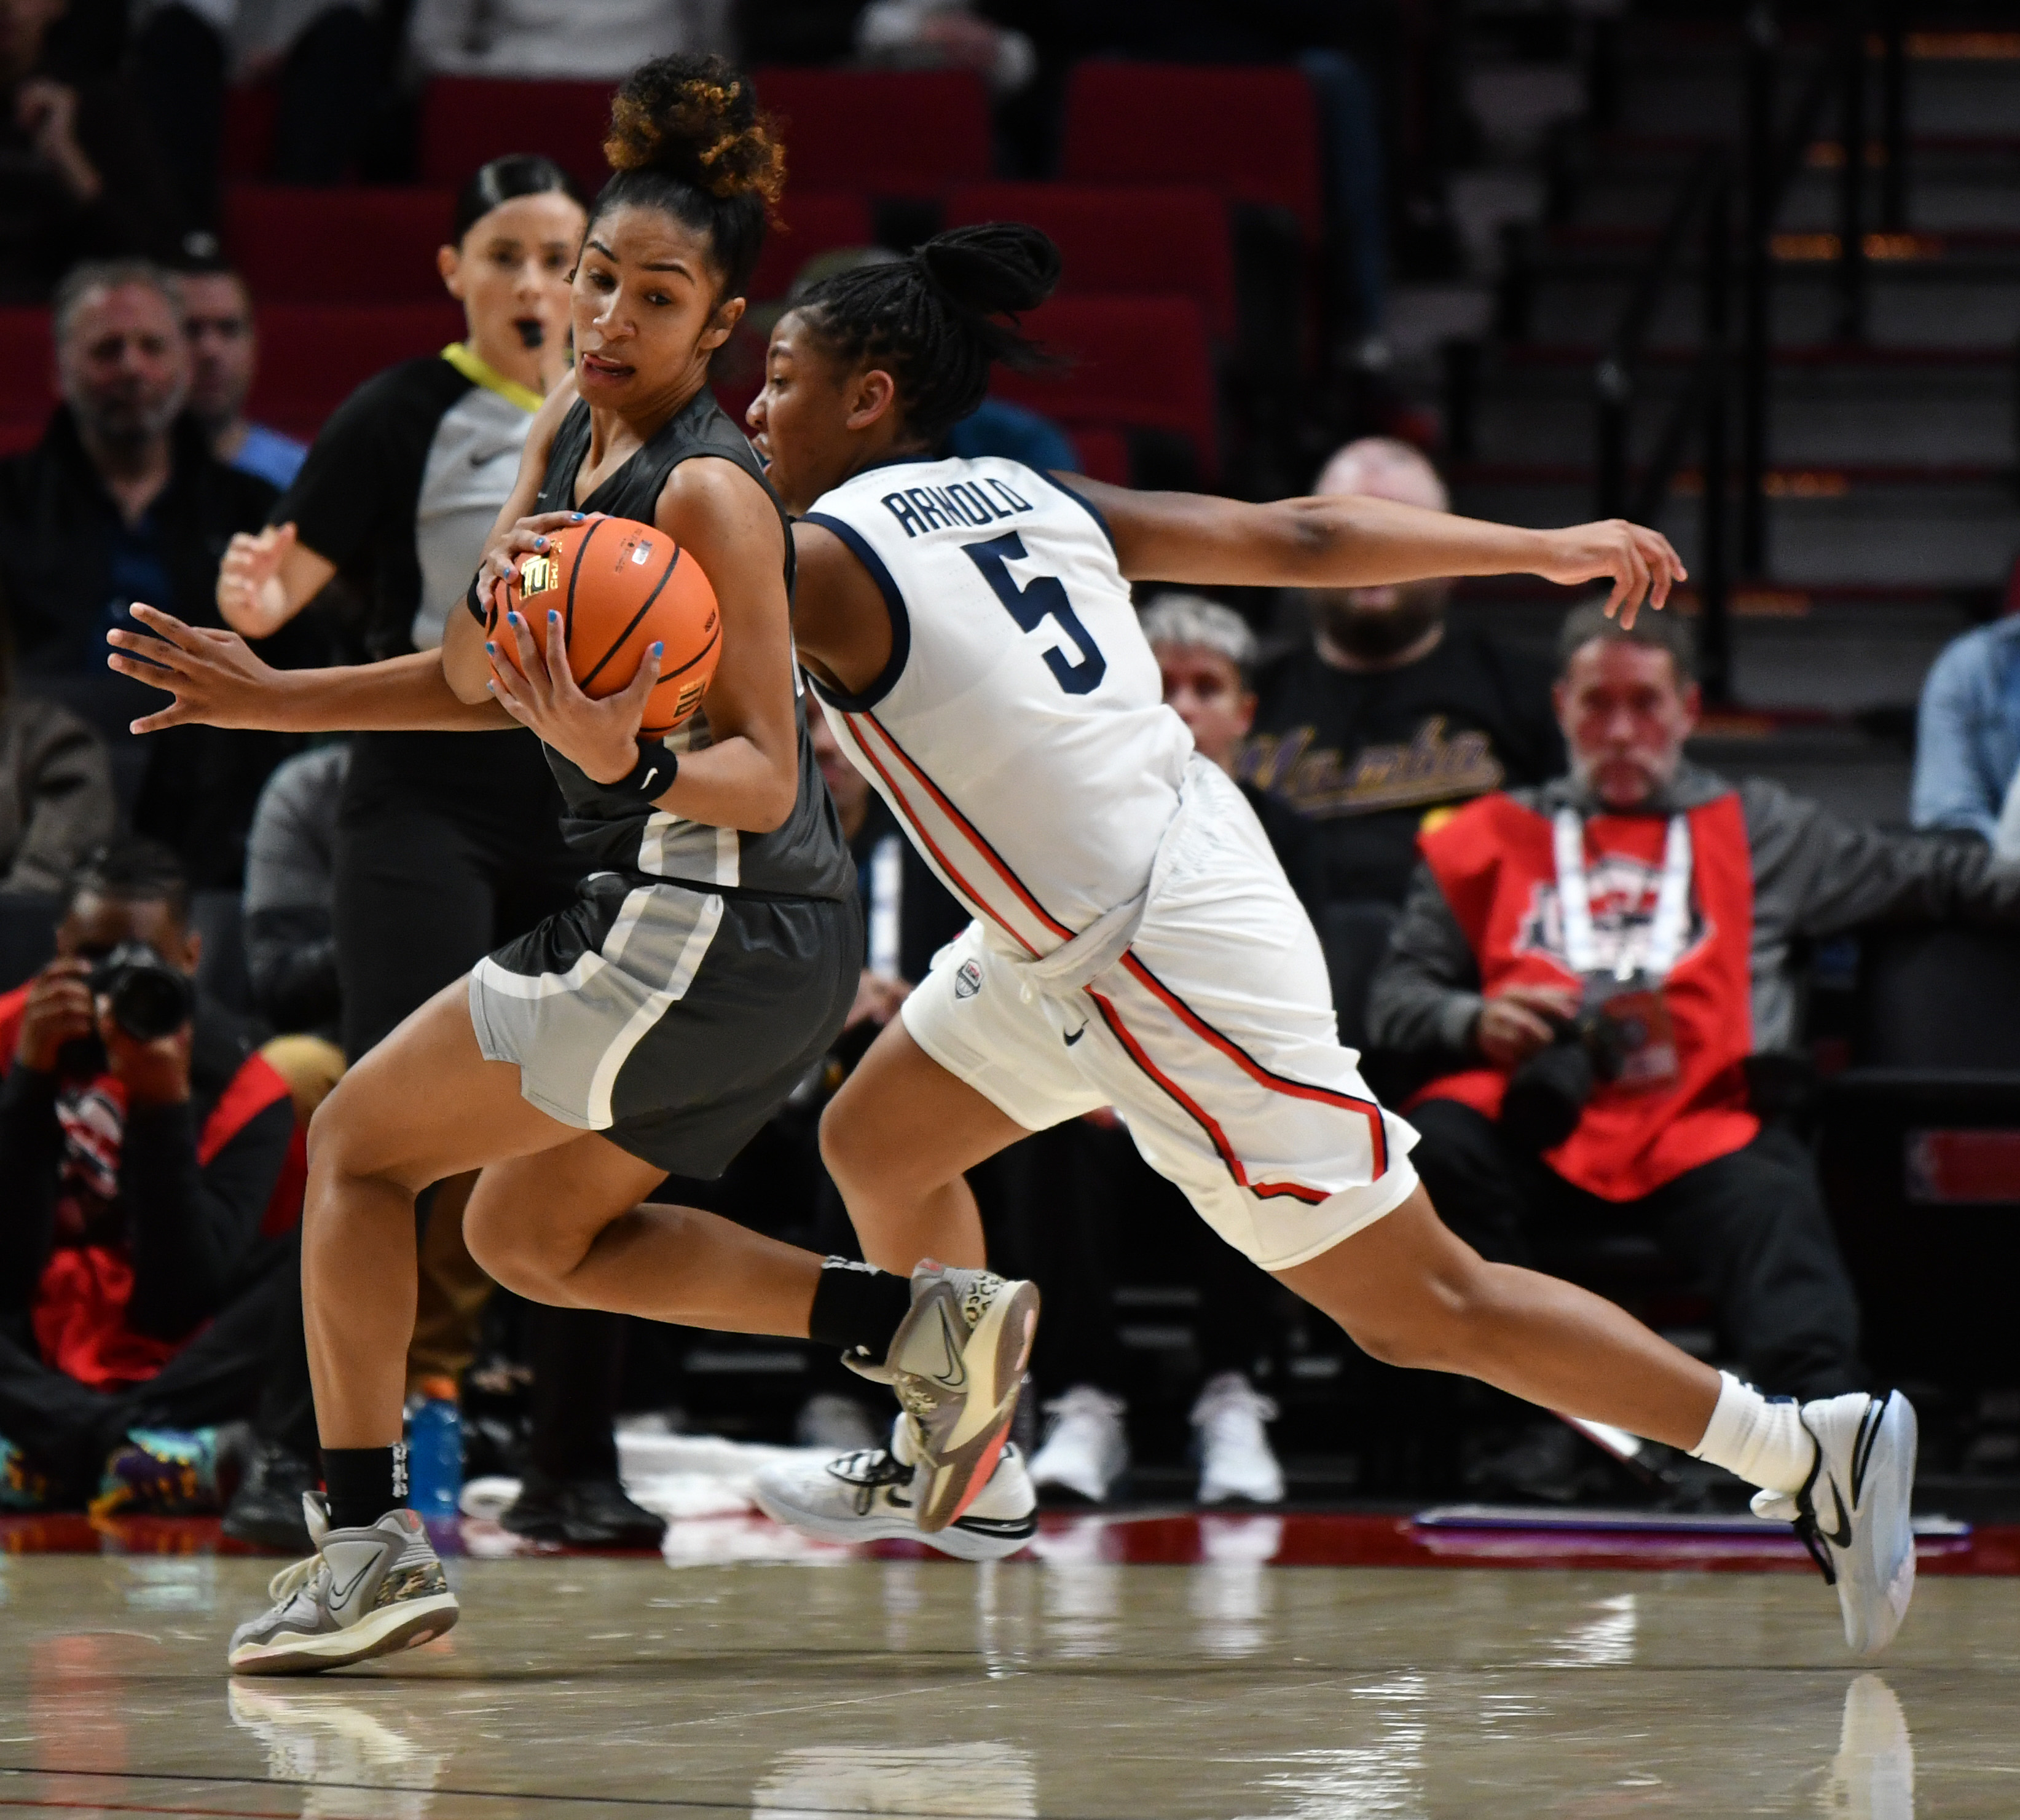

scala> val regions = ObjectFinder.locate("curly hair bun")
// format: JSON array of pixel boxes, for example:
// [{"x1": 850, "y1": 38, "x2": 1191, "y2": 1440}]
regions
[
  {"x1": 916, "y1": 224, "x2": 1061, "y2": 319},
  {"x1": 603, "y1": 53, "x2": 785, "y2": 210}
]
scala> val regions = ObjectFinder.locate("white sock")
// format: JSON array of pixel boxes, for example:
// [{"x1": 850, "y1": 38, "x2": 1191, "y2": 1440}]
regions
[{"x1": 1688, "y1": 1371, "x2": 1817, "y2": 1495}]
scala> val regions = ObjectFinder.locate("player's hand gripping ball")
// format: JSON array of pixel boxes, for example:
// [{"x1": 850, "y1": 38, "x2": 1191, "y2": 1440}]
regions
[{"x1": 487, "y1": 513, "x2": 720, "y2": 736}]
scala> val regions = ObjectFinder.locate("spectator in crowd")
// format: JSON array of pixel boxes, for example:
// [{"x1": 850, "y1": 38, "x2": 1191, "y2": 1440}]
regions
[
  {"x1": 0, "y1": 258, "x2": 309, "y2": 887},
  {"x1": 407, "y1": 0, "x2": 733, "y2": 80},
  {"x1": 178, "y1": 261, "x2": 306, "y2": 491},
  {"x1": 1238, "y1": 437, "x2": 1562, "y2": 913},
  {"x1": 0, "y1": 837, "x2": 298, "y2": 1512},
  {"x1": 1140, "y1": 592, "x2": 1257, "y2": 774},
  {"x1": 130, "y1": 1, "x2": 385, "y2": 227},
  {"x1": 0, "y1": 628, "x2": 116, "y2": 897},
  {"x1": 855, "y1": 0, "x2": 1037, "y2": 95},
  {"x1": 0, "y1": 0, "x2": 183, "y2": 301},
  {"x1": 1909, "y1": 613, "x2": 2020, "y2": 843},
  {"x1": 1367, "y1": 601, "x2": 2020, "y2": 1414}
]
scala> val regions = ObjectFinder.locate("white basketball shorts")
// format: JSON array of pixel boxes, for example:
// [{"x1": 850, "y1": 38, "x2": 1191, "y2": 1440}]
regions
[{"x1": 900, "y1": 767, "x2": 1421, "y2": 1271}]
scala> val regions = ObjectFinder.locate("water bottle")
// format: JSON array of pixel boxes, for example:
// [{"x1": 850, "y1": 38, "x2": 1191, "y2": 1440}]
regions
[{"x1": 406, "y1": 1376, "x2": 462, "y2": 1519}]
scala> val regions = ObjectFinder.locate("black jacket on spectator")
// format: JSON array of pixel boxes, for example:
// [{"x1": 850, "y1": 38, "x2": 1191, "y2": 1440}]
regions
[
  {"x1": 0, "y1": 408, "x2": 316, "y2": 887},
  {"x1": 0, "y1": 71, "x2": 183, "y2": 303},
  {"x1": 0, "y1": 986, "x2": 294, "y2": 1382},
  {"x1": 1236, "y1": 628, "x2": 1562, "y2": 910}
]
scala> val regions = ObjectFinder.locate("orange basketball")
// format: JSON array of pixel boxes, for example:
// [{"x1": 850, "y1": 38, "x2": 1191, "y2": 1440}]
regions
[{"x1": 488, "y1": 513, "x2": 721, "y2": 738}]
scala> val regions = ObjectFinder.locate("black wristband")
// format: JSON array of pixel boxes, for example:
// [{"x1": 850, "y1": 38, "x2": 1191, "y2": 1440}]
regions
[
  {"x1": 615, "y1": 738, "x2": 676, "y2": 798},
  {"x1": 465, "y1": 569, "x2": 490, "y2": 627}
]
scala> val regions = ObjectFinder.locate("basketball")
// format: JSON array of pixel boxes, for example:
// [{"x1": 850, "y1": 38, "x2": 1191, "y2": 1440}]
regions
[{"x1": 489, "y1": 513, "x2": 721, "y2": 737}]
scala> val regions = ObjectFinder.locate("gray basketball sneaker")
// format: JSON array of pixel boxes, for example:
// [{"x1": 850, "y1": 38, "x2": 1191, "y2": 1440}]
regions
[
  {"x1": 227, "y1": 1495, "x2": 458, "y2": 1675},
  {"x1": 753, "y1": 1420, "x2": 1038, "y2": 1561},
  {"x1": 1753, "y1": 1389, "x2": 1918, "y2": 1657},
  {"x1": 845, "y1": 1259, "x2": 1039, "y2": 1532}
]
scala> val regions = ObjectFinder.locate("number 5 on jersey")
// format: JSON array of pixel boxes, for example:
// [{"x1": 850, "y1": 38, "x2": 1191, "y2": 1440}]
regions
[{"x1": 963, "y1": 532, "x2": 1106, "y2": 695}]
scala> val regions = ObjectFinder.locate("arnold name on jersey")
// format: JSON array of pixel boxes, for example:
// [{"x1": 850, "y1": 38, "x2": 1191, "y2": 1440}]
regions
[{"x1": 880, "y1": 475, "x2": 1038, "y2": 537}]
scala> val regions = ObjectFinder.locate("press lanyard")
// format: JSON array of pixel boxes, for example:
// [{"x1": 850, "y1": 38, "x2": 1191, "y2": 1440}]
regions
[{"x1": 1552, "y1": 809, "x2": 1693, "y2": 982}]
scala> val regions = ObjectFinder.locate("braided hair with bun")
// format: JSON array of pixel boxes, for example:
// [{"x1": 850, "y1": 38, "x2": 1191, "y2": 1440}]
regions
[
  {"x1": 795, "y1": 223, "x2": 1062, "y2": 444},
  {"x1": 592, "y1": 53, "x2": 784, "y2": 299}
]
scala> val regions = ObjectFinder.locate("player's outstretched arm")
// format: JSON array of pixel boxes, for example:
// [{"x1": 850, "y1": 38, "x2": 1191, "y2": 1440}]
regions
[
  {"x1": 1070, "y1": 478, "x2": 1686, "y2": 628},
  {"x1": 106, "y1": 605, "x2": 513, "y2": 735}
]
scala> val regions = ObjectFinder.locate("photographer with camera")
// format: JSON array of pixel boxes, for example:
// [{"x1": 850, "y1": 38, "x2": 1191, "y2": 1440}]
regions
[
  {"x1": 1367, "y1": 601, "x2": 2020, "y2": 1415},
  {"x1": 0, "y1": 838, "x2": 298, "y2": 1512}
]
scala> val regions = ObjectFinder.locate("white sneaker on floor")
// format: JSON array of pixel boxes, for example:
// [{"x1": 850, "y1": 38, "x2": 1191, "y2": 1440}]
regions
[
  {"x1": 1028, "y1": 1385, "x2": 1130, "y2": 1503},
  {"x1": 226, "y1": 1496, "x2": 458, "y2": 1675},
  {"x1": 1192, "y1": 1372, "x2": 1284, "y2": 1505},
  {"x1": 752, "y1": 1417, "x2": 1037, "y2": 1561},
  {"x1": 1751, "y1": 1389, "x2": 1917, "y2": 1657}
]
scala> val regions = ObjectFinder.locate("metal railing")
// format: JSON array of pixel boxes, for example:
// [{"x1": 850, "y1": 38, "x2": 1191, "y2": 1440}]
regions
[
  {"x1": 1587, "y1": 2, "x2": 1909, "y2": 699},
  {"x1": 1594, "y1": 151, "x2": 1733, "y2": 697}
]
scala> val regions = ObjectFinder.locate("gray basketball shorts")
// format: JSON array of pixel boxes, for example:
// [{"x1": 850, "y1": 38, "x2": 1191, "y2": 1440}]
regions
[{"x1": 469, "y1": 871, "x2": 860, "y2": 1177}]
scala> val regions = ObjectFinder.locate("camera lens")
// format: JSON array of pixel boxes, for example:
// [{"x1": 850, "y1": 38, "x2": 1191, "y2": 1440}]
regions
[
  {"x1": 90, "y1": 942, "x2": 194, "y2": 1042},
  {"x1": 110, "y1": 967, "x2": 192, "y2": 1041}
]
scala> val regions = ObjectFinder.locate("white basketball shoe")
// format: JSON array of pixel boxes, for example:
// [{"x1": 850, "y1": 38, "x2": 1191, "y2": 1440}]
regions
[
  {"x1": 753, "y1": 1418, "x2": 1038, "y2": 1561},
  {"x1": 1751, "y1": 1389, "x2": 1917, "y2": 1657},
  {"x1": 1028, "y1": 1385, "x2": 1130, "y2": 1503},
  {"x1": 227, "y1": 1496, "x2": 458, "y2": 1675},
  {"x1": 1192, "y1": 1372, "x2": 1285, "y2": 1505}
]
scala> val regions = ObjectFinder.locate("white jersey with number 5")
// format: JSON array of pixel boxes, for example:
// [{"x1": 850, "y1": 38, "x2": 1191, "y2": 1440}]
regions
[{"x1": 804, "y1": 454, "x2": 1193, "y2": 950}]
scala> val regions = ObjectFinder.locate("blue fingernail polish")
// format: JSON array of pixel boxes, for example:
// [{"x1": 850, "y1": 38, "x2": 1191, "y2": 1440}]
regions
[
  {"x1": 534, "y1": 537, "x2": 548, "y2": 549},
  {"x1": 548, "y1": 609, "x2": 559, "y2": 623},
  {"x1": 485, "y1": 642, "x2": 495, "y2": 654},
  {"x1": 571, "y1": 513, "x2": 585, "y2": 521},
  {"x1": 652, "y1": 642, "x2": 664, "y2": 656}
]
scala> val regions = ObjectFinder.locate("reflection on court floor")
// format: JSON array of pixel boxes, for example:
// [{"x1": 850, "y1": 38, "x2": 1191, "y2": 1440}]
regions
[{"x1": 0, "y1": 1522, "x2": 2003, "y2": 1818}]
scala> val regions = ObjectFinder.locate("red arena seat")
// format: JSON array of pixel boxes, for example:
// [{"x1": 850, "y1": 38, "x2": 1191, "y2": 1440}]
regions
[
  {"x1": 752, "y1": 68, "x2": 991, "y2": 195},
  {"x1": 224, "y1": 186, "x2": 458, "y2": 305},
  {"x1": 989, "y1": 296, "x2": 1219, "y2": 483},
  {"x1": 0, "y1": 308, "x2": 53, "y2": 453},
  {"x1": 745, "y1": 191, "x2": 878, "y2": 302},
  {"x1": 945, "y1": 183, "x2": 1238, "y2": 344},
  {"x1": 1063, "y1": 424, "x2": 1130, "y2": 487},
  {"x1": 248, "y1": 302, "x2": 467, "y2": 441},
  {"x1": 1060, "y1": 63, "x2": 1324, "y2": 243},
  {"x1": 419, "y1": 79, "x2": 618, "y2": 194}
]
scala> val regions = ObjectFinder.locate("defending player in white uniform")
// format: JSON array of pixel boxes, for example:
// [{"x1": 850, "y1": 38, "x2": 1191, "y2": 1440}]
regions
[
  {"x1": 804, "y1": 455, "x2": 1419, "y2": 1271},
  {"x1": 751, "y1": 224, "x2": 1918, "y2": 1660}
]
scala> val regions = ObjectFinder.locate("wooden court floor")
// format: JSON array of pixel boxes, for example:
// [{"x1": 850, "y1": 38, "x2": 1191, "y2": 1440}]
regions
[{"x1": 2, "y1": 1516, "x2": 2014, "y2": 1819}]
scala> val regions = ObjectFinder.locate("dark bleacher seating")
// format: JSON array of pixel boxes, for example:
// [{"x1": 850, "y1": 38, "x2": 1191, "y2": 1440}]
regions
[
  {"x1": 745, "y1": 191, "x2": 878, "y2": 301},
  {"x1": 226, "y1": 186, "x2": 457, "y2": 304},
  {"x1": 222, "y1": 82, "x2": 277, "y2": 181},
  {"x1": 1313, "y1": 900, "x2": 1396, "y2": 1052},
  {"x1": 190, "y1": 888, "x2": 251, "y2": 1016},
  {"x1": 1817, "y1": 924, "x2": 2020, "y2": 1385},
  {"x1": 248, "y1": 302, "x2": 466, "y2": 441},
  {"x1": 988, "y1": 296, "x2": 1219, "y2": 486},
  {"x1": 944, "y1": 183, "x2": 1238, "y2": 344},
  {"x1": 418, "y1": 79, "x2": 618, "y2": 194},
  {"x1": 0, "y1": 307, "x2": 53, "y2": 456},
  {"x1": 752, "y1": 68, "x2": 990, "y2": 195},
  {"x1": 1059, "y1": 64, "x2": 1324, "y2": 244}
]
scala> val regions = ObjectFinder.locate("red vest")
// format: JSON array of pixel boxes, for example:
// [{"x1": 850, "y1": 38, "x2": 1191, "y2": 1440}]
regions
[
  {"x1": 1410, "y1": 790, "x2": 1759, "y2": 1201},
  {"x1": 0, "y1": 982, "x2": 300, "y2": 1388}
]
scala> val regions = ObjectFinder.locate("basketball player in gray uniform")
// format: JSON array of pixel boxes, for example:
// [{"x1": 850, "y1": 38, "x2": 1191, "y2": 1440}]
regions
[{"x1": 114, "y1": 55, "x2": 1045, "y2": 1673}]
